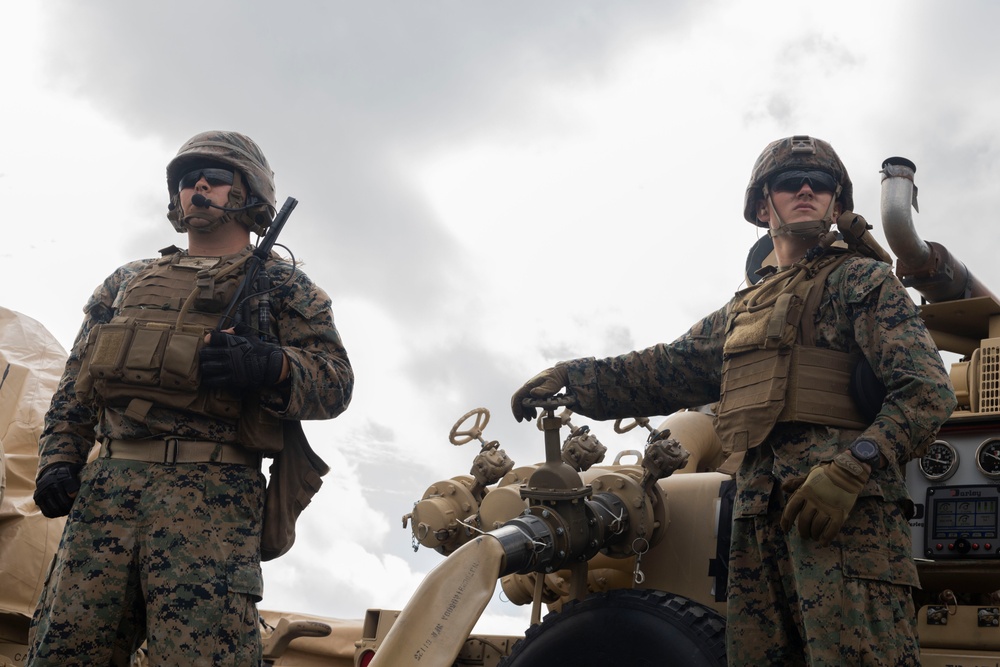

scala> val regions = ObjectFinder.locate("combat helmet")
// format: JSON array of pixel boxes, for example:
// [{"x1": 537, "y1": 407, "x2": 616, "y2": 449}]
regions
[
  {"x1": 743, "y1": 135, "x2": 853, "y2": 237},
  {"x1": 166, "y1": 130, "x2": 277, "y2": 236}
]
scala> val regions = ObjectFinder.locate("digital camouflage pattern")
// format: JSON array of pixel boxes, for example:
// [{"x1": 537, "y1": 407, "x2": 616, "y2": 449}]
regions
[
  {"x1": 30, "y1": 250, "x2": 353, "y2": 665},
  {"x1": 559, "y1": 252, "x2": 956, "y2": 665},
  {"x1": 728, "y1": 496, "x2": 919, "y2": 665},
  {"x1": 744, "y1": 135, "x2": 854, "y2": 226},
  {"x1": 30, "y1": 459, "x2": 264, "y2": 666}
]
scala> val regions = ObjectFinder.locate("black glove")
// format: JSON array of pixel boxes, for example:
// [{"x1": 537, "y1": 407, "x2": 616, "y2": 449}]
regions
[
  {"x1": 34, "y1": 463, "x2": 83, "y2": 518},
  {"x1": 200, "y1": 329, "x2": 285, "y2": 389}
]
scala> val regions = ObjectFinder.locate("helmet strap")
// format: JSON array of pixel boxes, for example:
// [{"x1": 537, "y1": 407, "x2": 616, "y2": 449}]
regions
[{"x1": 764, "y1": 183, "x2": 843, "y2": 239}]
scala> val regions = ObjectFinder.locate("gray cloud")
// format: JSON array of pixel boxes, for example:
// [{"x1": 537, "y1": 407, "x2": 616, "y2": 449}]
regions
[{"x1": 37, "y1": 1, "x2": 696, "y2": 326}]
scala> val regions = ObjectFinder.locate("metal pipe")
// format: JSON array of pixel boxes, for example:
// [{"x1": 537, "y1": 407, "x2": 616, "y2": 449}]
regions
[
  {"x1": 880, "y1": 157, "x2": 999, "y2": 304},
  {"x1": 880, "y1": 158, "x2": 931, "y2": 268}
]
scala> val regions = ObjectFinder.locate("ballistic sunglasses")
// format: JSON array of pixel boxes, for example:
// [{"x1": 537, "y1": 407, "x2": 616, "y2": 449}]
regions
[
  {"x1": 177, "y1": 167, "x2": 235, "y2": 192},
  {"x1": 768, "y1": 169, "x2": 837, "y2": 195}
]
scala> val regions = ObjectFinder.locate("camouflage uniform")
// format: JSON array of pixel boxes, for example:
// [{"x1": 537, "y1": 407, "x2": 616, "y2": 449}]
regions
[
  {"x1": 28, "y1": 252, "x2": 353, "y2": 666},
  {"x1": 561, "y1": 254, "x2": 956, "y2": 665}
]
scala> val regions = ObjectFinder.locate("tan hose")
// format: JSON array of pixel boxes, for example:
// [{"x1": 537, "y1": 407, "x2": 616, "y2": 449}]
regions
[{"x1": 369, "y1": 535, "x2": 506, "y2": 667}]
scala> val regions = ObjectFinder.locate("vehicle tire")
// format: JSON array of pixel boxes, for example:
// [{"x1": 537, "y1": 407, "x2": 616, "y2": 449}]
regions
[{"x1": 499, "y1": 589, "x2": 726, "y2": 667}]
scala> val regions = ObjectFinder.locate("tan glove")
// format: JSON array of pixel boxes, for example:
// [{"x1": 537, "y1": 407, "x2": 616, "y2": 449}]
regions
[
  {"x1": 510, "y1": 364, "x2": 569, "y2": 422},
  {"x1": 780, "y1": 451, "x2": 870, "y2": 546}
]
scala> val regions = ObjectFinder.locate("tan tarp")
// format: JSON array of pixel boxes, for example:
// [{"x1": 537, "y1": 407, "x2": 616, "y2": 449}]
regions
[
  {"x1": 0, "y1": 307, "x2": 67, "y2": 626},
  {"x1": 0, "y1": 308, "x2": 68, "y2": 666}
]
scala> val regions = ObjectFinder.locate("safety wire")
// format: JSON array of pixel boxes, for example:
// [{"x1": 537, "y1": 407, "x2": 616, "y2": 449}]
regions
[
  {"x1": 455, "y1": 516, "x2": 551, "y2": 556},
  {"x1": 608, "y1": 506, "x2": 627, "y2": 537}
]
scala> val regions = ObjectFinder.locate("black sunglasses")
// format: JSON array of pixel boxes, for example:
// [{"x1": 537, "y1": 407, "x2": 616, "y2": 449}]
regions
[
  {"x1": 178, "y1": 167, "x2": 235, "y2": 192},
  {"x1": 769, "y1": 169, "x2": 837, "y2": 195}
]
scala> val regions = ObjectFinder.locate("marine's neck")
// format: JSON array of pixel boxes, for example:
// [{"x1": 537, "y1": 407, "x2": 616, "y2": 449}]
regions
[
  {"x1": 187, "y1": 223, "x2": 251, "y2": 257},
  {"x1": 772, "y1": 233, "x2": 813, "y2": 268}
]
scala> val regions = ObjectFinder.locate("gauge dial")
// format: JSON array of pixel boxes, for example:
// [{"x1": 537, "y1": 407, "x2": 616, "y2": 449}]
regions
[
  {"x1": 976, "y1": 438, "x2": 1000, "y2": 479},
  {"x1": 919, "y1": 440, "x2": 959, "y2": 481}
]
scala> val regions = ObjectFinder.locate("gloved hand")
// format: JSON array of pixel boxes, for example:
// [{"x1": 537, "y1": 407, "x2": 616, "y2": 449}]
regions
[
  {"x1": 510, "y1": 364, "x2": 569, "y2": 423},
  {"x1": 33, "y1": 463, "x2": 83, "y2": 518},
  {"x1": 200, "y1": 328, "x2": 285, "y2": 389},
  {"x1": 780, "y1": 450, "x2": 870, "y2": 546}
]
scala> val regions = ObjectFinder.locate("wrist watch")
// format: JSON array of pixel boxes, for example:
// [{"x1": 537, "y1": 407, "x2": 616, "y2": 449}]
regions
[{"x1": 849, "y1": 439, "x2": 882, "y2": 470}]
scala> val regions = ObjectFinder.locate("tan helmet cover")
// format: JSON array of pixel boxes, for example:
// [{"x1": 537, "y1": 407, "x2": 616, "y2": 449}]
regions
[
  {"x1": 166, "y1": 130, "x2": 277, "y2": 235},
  {"x1": 743, "y1": 135, "x2": 853, "y2": 227}
]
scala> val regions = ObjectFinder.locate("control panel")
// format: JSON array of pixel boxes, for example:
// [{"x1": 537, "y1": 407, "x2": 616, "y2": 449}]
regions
[
  {"x1": 907, "y1": 424, "x2": 1000, "y2": 560},
  {"x1": 921, "y1": 485, "x2": 1000, "y2": 558}
]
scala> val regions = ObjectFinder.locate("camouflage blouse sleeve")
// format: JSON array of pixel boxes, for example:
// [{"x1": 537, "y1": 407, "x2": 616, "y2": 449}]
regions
[
  {"x1": 37, "y1": 260, "x2": 152, "y2": 471},
  {"x1": 837, "y1": 257, "x2": 957, "y2": 466},
  {"x1": 562, "y1": 302, "x2": 731, "y2": 421},
  {"x1": 258, "y1": 262, "x2": 353, "y2": 421}
]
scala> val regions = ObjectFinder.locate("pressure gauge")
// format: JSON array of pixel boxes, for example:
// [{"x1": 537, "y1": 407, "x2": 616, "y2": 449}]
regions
[
  {"x1": 976, "y1": 438, "x2": 1000, "y2": 480},
  {"x1": 919, "y1": 440, "x2": 959, "y2": 481}
]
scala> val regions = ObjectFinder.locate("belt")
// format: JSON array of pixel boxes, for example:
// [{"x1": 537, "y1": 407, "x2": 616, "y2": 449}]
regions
[{"x1": 100, "y1": 438, "x2": 261, "y2": 467}]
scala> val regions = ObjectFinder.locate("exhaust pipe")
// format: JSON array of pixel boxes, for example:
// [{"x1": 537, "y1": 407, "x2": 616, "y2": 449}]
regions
[{"x1": 881, "y1": 157, "x2": 999, "y2": 304}]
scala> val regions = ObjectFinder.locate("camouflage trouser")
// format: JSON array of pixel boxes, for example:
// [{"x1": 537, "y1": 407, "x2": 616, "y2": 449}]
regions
[
  {"x1": 28, "y1": 457, "x2": 266, "y2": 667},
  {"x1": 727, "y1": 496, "x2": 920, "y2": 667}
]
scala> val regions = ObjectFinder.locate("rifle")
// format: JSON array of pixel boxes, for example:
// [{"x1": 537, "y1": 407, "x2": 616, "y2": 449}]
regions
[{"x1": 218, "y1": 196, "x2": 298, "y2": 340}]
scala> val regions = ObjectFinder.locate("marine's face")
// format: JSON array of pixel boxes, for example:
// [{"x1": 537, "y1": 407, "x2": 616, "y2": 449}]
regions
[
  {"x1": 757, "y1": 180, "x2": 840, "y2": 229},
  {"x1": 177, "y1": 168, "x2": 234, "y2": 231}
]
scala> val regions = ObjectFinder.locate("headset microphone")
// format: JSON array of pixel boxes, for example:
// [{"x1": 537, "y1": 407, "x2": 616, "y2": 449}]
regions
[{"x1": 190, "y1": 194, "x2": 259, "y2": 212}]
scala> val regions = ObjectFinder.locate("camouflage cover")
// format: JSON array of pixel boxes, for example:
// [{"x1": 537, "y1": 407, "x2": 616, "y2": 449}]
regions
[{"x1": 743, "y1": 134, "x2": 854, "y2": 226}]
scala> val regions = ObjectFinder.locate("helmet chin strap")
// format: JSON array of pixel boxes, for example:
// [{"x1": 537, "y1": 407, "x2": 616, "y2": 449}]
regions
[
  {"x1": 181, "y1": 213, "x2": 230, "y2": 234},
  {"x1": 762, "y1": 183, "x2": 842, "y2": 239}
]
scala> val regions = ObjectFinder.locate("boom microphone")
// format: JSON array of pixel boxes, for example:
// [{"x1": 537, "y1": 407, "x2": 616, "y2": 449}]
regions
[{"x1": 191, "y1": 193, "x2": 259, "y2": 212}]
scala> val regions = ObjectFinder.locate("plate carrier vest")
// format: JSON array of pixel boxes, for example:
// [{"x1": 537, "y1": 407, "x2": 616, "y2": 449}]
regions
[
  {"x1": 75, "y1": 248, "x2": 283, "y2": 453},
  {"x1": 715, "y1": 251, "x2": 869, "y2": 471}
]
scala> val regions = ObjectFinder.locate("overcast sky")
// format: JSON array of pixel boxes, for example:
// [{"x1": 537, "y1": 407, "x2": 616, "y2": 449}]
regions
[{"x1": 3, "y1": 0, "x2": 999, "y2": 635}]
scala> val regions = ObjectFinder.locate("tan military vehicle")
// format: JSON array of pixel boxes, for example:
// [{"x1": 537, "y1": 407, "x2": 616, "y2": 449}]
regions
[{"x1": 355, "y1": 158, "x2": 1000, "y2": 667}]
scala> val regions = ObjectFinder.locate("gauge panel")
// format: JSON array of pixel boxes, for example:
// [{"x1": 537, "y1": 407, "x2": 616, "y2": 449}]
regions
[
  {"x1": 976, "y1": 438, "x2": 1000, "y2": 480},
  {"x1": 919, "y1": 440, "x2": 960, "y2": 481}
]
